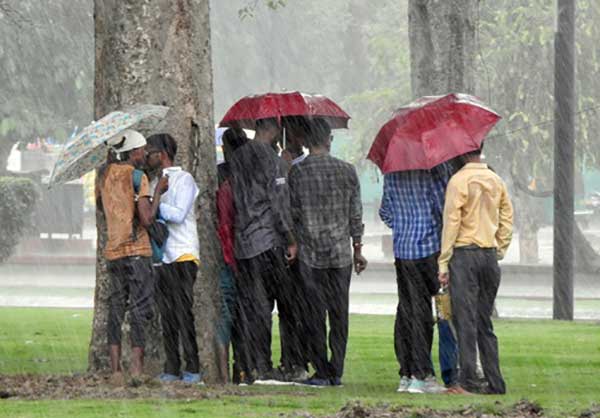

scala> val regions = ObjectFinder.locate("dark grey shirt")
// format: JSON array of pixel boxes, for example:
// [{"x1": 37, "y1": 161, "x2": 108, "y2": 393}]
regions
[
  {"x1": 289, "y1": 153, "x2": 364, "y2": 269},
  {"x1": 230, "y1": 141, "x2": 294, "y2": 260}
]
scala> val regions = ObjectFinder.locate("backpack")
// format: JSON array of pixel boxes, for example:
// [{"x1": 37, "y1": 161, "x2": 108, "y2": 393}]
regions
[{"x1": 132, "y1": 169, "x2": 169, "y2": 263}]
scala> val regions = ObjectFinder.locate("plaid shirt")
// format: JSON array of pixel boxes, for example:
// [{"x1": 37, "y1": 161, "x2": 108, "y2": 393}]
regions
[
  {"x1": 289, "y1": 154, "x2": 364, "y2": 269},
  {"x1": 379, "y1": 164, "x2": 453, "y2": 260}
]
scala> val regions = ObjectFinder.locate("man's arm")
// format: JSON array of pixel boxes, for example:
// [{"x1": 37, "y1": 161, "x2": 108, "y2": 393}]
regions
[
  {"x1": 159, "y1": 173, "x2": 198, "y2": 224},
  {"x1": 349, "y1": 166, "x2": 367, "y2": 274},
  {"x1": 438, "y1": 178, "x2": 467, "y2": 276},
  {"x1": 379, "y1": 175, "x2": 394, "y2": 229},
  {"x1": 496, "y1": 180, "x2": 514, "y2": 259},
  {"x1": 137, "y1": 174, "x2": 167, "y2": 228},
  {"x1": 270, "y1": 158, "x2": 297, "y2": 260}
]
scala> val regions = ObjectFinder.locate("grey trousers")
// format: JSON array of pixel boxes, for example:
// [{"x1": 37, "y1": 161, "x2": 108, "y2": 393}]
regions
[
  {"x1": 450, "y1": 246, "x2": 506, "y2": 394},
  {"x1": 107, "y1": 256, "x2": 154, "y2": 348}
]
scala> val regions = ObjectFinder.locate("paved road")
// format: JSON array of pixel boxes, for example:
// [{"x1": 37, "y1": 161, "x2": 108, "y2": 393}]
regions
[{"x1": 2, "y1": 261, "x2": 599, "y2": 319}]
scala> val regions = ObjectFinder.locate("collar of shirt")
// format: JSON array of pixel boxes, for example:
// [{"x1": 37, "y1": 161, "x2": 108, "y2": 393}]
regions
[{"x1": 464, "y1": 162, "x2": 488, "y2": 169}]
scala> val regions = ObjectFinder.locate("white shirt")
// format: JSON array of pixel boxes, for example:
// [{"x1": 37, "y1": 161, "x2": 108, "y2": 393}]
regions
[
  {"x1": 291, "y1": 153, "x2": 307, "y2": 166},
  {"x1": 153, "y1": 168, "x2": 200, "y2": 264}
]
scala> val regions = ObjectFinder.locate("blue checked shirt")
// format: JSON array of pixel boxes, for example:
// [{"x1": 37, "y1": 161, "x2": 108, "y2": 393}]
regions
[{"x1": 379, "y1": 164, "x2": 454, "y2": 260}]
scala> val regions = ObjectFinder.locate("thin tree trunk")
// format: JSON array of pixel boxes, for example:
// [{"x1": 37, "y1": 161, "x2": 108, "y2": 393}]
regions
[{"x1": 90, "y1": 0, "x2": 222, "y2": 382}]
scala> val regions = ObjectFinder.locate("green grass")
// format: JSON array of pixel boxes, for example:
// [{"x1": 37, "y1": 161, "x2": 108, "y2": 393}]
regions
[{"x1": 1, "y1": 308, "x2": 600, "y2": 417}]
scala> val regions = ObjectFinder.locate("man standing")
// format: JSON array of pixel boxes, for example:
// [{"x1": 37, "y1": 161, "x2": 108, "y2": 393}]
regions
[
  {"x1": 281, "y1": 116, "x2": 308, "y2": 167},
  {"x1": 289, "y1": 118, "x2": 367, "y2": 387},
  {"x1": 438, "y1": 146, "x2": 513, "y2": 395},
  {"x1": 229, "y1": 117, "x2": 302, "y2": 382},
  {"x1": 145, "y1": 133, "x2": 202, "y2": 384},
  {"x1": 379, "y1": 162, "x2": 452, "y2": 394},
  {"x1": 97, "y1": 130, "x2": 166, "y2": 381}
]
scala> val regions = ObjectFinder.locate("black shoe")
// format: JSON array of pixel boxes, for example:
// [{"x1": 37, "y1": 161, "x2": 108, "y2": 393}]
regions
[
  {"x1": 330, "y1": 376, "x2": 343, "y2": 387},
  {"x1": 465, "y1": 380, "x2": 505, "y2": 395},
  {"x1": 300, "y1": 375, "x2": 332, "y2": 387}
]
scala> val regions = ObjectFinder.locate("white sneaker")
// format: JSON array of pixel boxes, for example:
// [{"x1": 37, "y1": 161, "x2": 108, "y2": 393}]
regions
[
  {"x1": 397, "y1": 376, "x2": 412, "y2": 392},
  {"x1": 407, "y1": 375, "x2": 446, "y2": 394}
]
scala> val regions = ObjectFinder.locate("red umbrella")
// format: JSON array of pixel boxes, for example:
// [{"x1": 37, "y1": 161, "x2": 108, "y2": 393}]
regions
[
  {"x1": 367, "y1": 93, "x2": 501, "y2": 173},
  {"x1": 219, "y1": 91, "x2": 350, "y2": 129}
]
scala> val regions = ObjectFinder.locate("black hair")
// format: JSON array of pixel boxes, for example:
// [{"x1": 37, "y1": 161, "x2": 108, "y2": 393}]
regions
[
  {"x1": 255, "y1": 118, "x2": 279, "y2": 131},
  {"x1": 283, "y1": 116, "x2": 312, "y2": 138},
  {"x1": 462, "y1": 142, "x2": 484, "y2": 159},
  {"x1": 305, "y1": 118, "x2": 332, "y2": 148},
  {"x1": 146, "y1": 133, "x2": 177, "y2": 161},
  {"x1": 222, "y1": 128, "x2": 248, "y2": 152}
]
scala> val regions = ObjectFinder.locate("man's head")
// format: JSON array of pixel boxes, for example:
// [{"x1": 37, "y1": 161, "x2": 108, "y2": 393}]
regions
[
  {"x1": 305, "y1": 118, "x2": 332, "y2": 152},
  {"x1": 145, "y1": 133, "x2": 178, "y2": 170},
  {"x1": 282, "y1": 116, "x2": 310, "y2": 156},
  {"x1": 461, "y1": 142, "x2": 484, "y2": 163},
  {"x1": 222, "y1": 128, "x2": 248, "y2": 163},
  {"x1": 255, "y1": 118, "x2": 282, "y2": 146},
  {"x1": 107, "y1": 130, "x2": 147, "y2": 168}
]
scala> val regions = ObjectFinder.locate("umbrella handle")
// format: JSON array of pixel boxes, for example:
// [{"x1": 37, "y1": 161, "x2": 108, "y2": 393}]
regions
[{"x1": 283, "y1": 127, "x2": 286, "y2": 150}]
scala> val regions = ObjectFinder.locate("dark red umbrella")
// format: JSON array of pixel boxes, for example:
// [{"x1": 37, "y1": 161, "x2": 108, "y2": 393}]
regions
[
  {"x1": 219, "y1": 91, "x2": 350, "y2": 129},
  {"x1": 367, "y1": 93, "x2": 501, "y2": 173}
]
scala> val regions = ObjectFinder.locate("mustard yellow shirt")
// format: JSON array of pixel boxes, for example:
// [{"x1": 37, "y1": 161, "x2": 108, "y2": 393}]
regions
[
  {"x1": 176, "y1": 253, "x2": 200, "y2": 266},
  {"x1": 438, "y1": 163, "x2": 513, "y2": 274}
]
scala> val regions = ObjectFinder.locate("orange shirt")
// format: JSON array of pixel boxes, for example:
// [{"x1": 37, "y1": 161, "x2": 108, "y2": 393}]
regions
[{"x1": 99, "y1": 164, "x2": 152, "y2": 261}]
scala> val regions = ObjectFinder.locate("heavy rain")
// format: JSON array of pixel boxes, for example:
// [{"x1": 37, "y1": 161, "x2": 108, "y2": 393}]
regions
[{"x1": 1, "y1": 0, "x2": 599, "y2": 417}]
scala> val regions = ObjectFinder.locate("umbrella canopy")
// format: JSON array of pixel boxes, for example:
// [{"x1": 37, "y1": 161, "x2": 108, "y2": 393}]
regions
[
  {"x1": 49, "y1": 104, "x2": 168, "y2": 186},
  {"x1": 367, "y1": 93, "x2": 501, "y2": 173},
  {"x1": 219, "y1": 91, "x2": 350, "y2": 129}
]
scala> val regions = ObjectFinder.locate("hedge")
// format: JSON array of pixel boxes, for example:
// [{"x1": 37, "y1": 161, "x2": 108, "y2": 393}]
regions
[{"x1": 0, "y1": 176, "x2": 38, "y2": 263}]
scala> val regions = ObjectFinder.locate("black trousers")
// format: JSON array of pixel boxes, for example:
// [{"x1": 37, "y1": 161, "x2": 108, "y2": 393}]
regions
[
  {"x1": 394, "y1": 255, "x2": 440, "y2": 380},
  {"x1": 450, "y1": 247, "x2": 506, "y2": 394},
  {"x1": 300, "y1": 261, "x2": 352, "y2": 380},
  {"x1": 279, "y1": 262, "x2": 308, "y2": 371},
  {"x1": 235, "y1": 247, "x2": 304, "y2": 376},
  {"x1": 107, "y1": 256, "x2": 154, "y2": 348},
  {"x1": 155, "y1": 261, "x2": 199, "y2": 375}
]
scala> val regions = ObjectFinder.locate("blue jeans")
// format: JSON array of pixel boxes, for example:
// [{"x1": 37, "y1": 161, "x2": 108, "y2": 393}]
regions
[{"x1": 438, "y1": 319, "x2": 458, "y2": 386}]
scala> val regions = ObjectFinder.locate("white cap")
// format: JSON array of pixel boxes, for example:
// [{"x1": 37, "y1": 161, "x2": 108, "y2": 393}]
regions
[{"x1": 107, "y1": 129, "x2": 146, "y2": 153}]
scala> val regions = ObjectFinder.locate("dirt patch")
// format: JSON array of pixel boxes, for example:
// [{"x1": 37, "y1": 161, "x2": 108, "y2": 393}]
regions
[
  {"x1": 0, "y1": 373, "x2": 312, "y2": 401},
  {"x1": 289, "y1": 400, "x2": 545, "y2": 418}
]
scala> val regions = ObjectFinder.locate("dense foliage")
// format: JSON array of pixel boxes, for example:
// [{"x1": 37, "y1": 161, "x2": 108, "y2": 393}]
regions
[{"x1": 0, "y1": 176, "x2": 38, "y2": 262}]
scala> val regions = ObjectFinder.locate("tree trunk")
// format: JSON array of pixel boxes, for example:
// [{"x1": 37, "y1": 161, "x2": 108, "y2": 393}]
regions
[
  {"x1": 408, "y1": 0, "x2": 476, "y2": 97},
  {"x1": 90, "y1": 0, "x2": 222, "y2": 382}
]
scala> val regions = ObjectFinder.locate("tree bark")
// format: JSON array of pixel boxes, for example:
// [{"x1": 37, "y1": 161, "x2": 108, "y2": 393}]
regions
[
  {"x1": 90, "y1": 0, "x2": 222, "y2": 382},
  {"x1": 408, "y1": 0, "x2": 476, "y2": 97}
]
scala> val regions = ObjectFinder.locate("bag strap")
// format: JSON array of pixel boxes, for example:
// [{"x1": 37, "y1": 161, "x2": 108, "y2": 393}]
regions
[
  {"x1": 132, "y1": 169, "x2": 144, "y2": 201},
  {"x1": 130, "y1": 169, "x2": 145, "y2": 241}
]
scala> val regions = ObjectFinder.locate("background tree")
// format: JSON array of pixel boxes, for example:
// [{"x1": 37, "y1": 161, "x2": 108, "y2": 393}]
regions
[
  {"x1": 90, "y1": 0, "x2": 222, "y2": 381},
  {"x1": 0, "y1": 0, "x2": 93, "y2": 173}
]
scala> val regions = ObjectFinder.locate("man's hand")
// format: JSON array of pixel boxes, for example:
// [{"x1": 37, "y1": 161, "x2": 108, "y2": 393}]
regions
[
  {"x1": 286, "y1": 243, "x2": 298, "y2": 264},
  {"x1": 281, "y1": 149, "x2": 293, "y2": 164},
  {"x1": 354, "y1": 253, "x2": 368, "y2": 275},
  {"x1": 438, "y1": 272, "x2": 449, "y2": 286},
  {"x1": 155, "y1": 176, "x2": 169, "y2": 196}
]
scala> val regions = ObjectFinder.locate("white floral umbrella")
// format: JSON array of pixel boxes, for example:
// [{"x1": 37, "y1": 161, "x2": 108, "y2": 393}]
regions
[{"x1": 49, "y1": 104, "x2": 169, "y2": 187}]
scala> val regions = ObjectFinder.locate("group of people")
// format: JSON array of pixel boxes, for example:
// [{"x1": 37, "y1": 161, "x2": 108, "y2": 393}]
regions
[
  {"x1": 97, "y1": 131, "x2": 202, "y2": 384},
  {"x1": 380, "y1": 146, "x2": 513, "y2": 394},
  {"x1": 217, "y1": 116, "x2": 367, "y2": 386},
  {"x1": 96, "y1": 114, "x2": 513, "y2": 394}
]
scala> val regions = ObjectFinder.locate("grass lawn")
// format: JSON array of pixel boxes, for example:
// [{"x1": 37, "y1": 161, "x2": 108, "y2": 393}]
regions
[{"x1": 1, "y1": 307, "x2": 600, "y2": 417}]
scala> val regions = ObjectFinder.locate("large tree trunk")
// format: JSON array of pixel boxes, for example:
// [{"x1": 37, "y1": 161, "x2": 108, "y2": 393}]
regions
[
  {"x1": 408, "y1": 0, "x2": 476, "y2": 97},
  {"x1": 89, "y1": 0, "x2": 222, "y2": 382}
]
